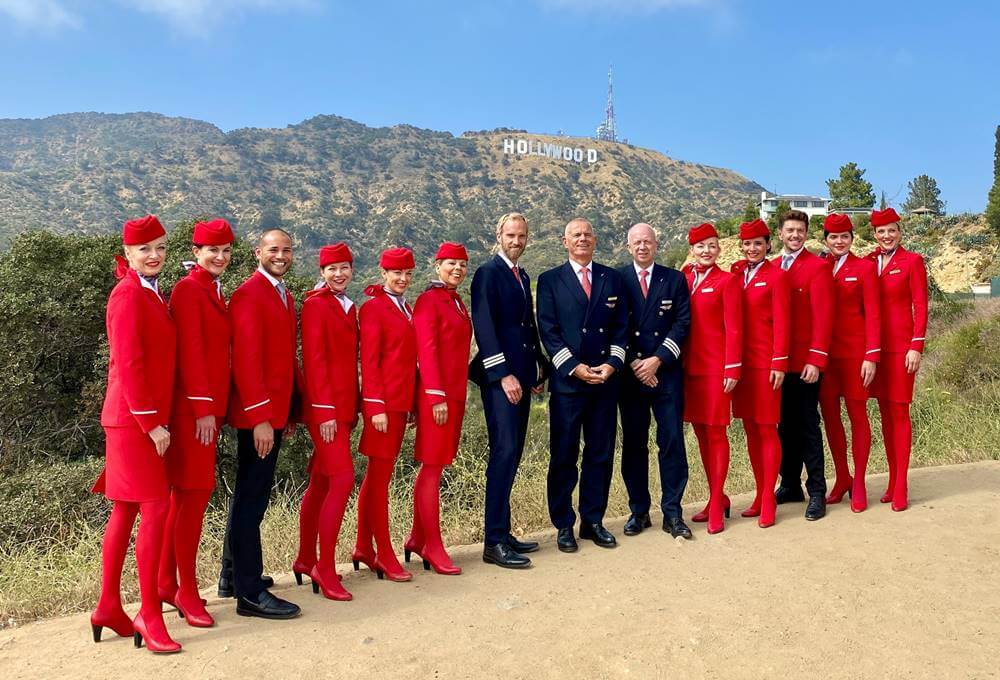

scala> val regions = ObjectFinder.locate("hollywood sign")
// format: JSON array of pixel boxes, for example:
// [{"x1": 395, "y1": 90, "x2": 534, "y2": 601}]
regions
[{"x1": 502, "y1": 138, "x2": 599, "y2": 164}]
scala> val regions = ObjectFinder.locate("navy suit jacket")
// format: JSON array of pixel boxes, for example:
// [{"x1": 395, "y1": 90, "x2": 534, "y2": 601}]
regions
[
  {"x1": 469, "y1": 254, "x2": 547, "y2": 388},
  {"x1": 617, "y1": 262, "x2": 691, "y2": 394},
  {"x1": 536, "y1": 261, "x2": 629, "y2": 394}
]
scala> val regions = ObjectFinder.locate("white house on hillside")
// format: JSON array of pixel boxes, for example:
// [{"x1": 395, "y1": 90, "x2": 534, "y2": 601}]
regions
[{"x1": 759, "y1": 191, "x2": 830, "y2": 220}]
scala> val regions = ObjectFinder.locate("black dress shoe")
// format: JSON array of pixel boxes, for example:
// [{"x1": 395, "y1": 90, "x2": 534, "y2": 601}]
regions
[
  {"x1": 483, "y1": 543, "x2": 531, "y2": 569},
  {"x1": 579, "y1": 522, "x2": 617, "y2": 548},
  {"x1": 217, "y1": 574, "x2": 234, "y2": 599},
  {"x1": 556, "y1": 527, "x2": 578, "y2": 553},
  {"x1": 236, "y1": 590, "x2": 301, "y2": 620},
  {"x1": 663, "y1": 516, "x2": 693, "y2": 539},
  {"x1": 775, "y1": 485, "x2": 806, "y2": 505},
  {"x1": 623, "y1": 512, "x2": 652, "y2": 536},
  {"x1": 805, "y1": 495, "x2": 826, "y2": 521},
  {"x1": 261, "y1": 575, "x2": 274, "y2": 589},
  {"x1": 506, "y1": 534, "x2": 539, "y2": 554}
]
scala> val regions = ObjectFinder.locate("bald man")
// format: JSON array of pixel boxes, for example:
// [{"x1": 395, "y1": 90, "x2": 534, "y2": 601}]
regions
[
  {"x1": 536, "y1": 218, "x2": 629, "y2": 551},
  {"x1": 617, "y1": 223, "x2": 692, "y2": 539}
]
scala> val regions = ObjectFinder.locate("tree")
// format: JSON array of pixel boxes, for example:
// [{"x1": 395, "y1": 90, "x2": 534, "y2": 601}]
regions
[
  {"x1": 742, "y1": 197, "x2": 759, "y2": 223},
  {"x1": 766, "y1": 200, "x2": 791, "y2": 231},
  {"x1": 827, "y1": 162, "x2": 875, "y2": 210},
  {"x1": 879, "y1": 191, "x2": 888, "y2": 210},
  {"x1": 986, "y1": 126, "x2": 1000, "y2": 238},
  {"x1": 902, "y1": 174, "x2": 946, "y2": 215}
]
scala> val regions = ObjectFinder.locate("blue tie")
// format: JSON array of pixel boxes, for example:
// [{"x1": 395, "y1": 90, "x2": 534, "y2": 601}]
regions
[{"x1": 276, "y1": 281, "x2": 287, "y2": 307}]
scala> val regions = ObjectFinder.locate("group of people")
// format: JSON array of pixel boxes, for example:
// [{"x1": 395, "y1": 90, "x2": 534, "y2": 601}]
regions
[{"x1": 90, "y1": 206, "x2": 927, "y2": 654}]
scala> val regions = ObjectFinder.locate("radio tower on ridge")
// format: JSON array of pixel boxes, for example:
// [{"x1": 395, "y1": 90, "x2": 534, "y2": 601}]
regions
[{"x1": 595, "y1": 65, "x2": 618, "y2": 143}]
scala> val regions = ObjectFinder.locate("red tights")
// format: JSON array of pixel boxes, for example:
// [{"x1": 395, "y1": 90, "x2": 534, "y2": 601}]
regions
[
  {"x1": 296, "y1": 470, "x2": 353, "y2": 586},
  {"x1": 693, "y1": 424, "x2": 730, "y2": 533},
  {"x1": 878, "y1": 399, "x2": 912, "y2": 510},
  {"x1": 159, "y1": 488, "x2": 212, "y2": 612},
  {"x1": 742, "y1": 422, "x2": 781, "y2": 526},
  {"x1": 355, "y1": 457, "x2": 405, "y2": 572},
  {"x1": 409, "y1": 464, "x2": 457, "y2": 570},
  {"x1": 820, "y1": 396, "x2": 872, "y2": 510}
]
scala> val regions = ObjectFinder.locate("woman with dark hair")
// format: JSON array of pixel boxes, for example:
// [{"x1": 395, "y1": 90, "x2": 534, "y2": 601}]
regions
[
  {"x1": 91, "y1": 215, "x2": 179, "y2": 653},
  {"x1": 406, "y1": 242, "x2": 473, "y2": 575},
  {"x1": 294, "y1": 243, "x2": 359, "y2": 600},
  {"x1": 729, "y1": 219, "x2": 789, "y2": 528},
  {"x1": 682, "y1": 223, "x2": 742, "y2": 535},
  {"x1": 867, "y1": 208, "x2": 928, "y2": 512},
  {"x1": 819, "y1": 213, "x2": 881, "y2": 512},
  {"x1": 158, "y1": 219, "x2": 234, "y2": 628},
  {"x1": 353, "y1": 247, "x2": 418, "y2": 582}
]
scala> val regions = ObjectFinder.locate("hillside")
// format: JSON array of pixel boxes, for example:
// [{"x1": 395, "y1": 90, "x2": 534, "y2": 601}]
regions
[{"x1": 0, "y1": 112, "x2": 762, "y2": 270}]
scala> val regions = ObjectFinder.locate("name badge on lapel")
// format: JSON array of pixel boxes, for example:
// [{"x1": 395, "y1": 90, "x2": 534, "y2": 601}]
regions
[
  {"x1": 754, "y1": 281, "x2": 767, "y2": 287},
  {"x1": 845, "y1": 276, "x2": 858, "y2": 282},
  {"x1": 701, "y1": 287, "x2": 714, "y2": 293},
  {"x1": 889, "y1": 269, "x2": 901, "y2": 275},
  {"x1": 605, "y1": 295, "x2": 617, "y2": 308}
]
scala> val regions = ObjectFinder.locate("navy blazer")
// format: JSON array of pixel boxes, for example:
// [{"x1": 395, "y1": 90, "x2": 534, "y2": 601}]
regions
[
  {"x1": 536, "y1": 261, "x2": 629, "y2": 394},
  {"x1": 617, "y1": 262, "x2": 691, "y2": 393},
  {"x1": 469, "y1": 254, "x2": 547, "y2": 388}
]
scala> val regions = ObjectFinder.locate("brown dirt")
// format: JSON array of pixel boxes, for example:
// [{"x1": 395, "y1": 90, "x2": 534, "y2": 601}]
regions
[{"x1": 2, "y1": 461, "x2": 999, "y2": 680}]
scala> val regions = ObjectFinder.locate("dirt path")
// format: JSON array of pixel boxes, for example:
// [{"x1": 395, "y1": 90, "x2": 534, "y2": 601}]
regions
[{"x1": 3, "y1": 461, "x2": 999, "y2": 679}]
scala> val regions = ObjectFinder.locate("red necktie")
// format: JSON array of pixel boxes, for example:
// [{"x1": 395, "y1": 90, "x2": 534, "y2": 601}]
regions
[
  {"x1": 580, "y1": 266, "x2": 591, "y2": 299},
  {"x1": 639, "y1": 269, "x2": 649, "y2": 298}
]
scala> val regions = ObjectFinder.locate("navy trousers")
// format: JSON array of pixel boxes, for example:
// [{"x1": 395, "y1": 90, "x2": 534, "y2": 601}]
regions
[
  {"x1": 547, "y1": 385, "x2": 618, "y2": 529},
  {"x1": 618, "y1": 384, "x2": 688, "y2": 519},
  {"x1": 778, "y1": 374, "x2": 827, "y2": 497},
  {"x1": 481, "y1": 382, "x2": 532, "y2": 546},
  {"x1": 221, "y1": 427, "x2": 283, "y2": 599}
]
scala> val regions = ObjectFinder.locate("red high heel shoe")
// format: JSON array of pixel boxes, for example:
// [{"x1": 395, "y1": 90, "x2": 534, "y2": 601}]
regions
[
  {"x1": 292, "y1": 558, "x2": 315, "y2": 586},
  {"x1": 351, "y1": 546, "x2": 376, "y2": 572},
  {"x1": 91, "y1": 607, "x2": 134, "y2": 642},
  {"x1": 692, "y1": 495, "x2": 730, "y2": 523},
  {"x1": 132, "y1": 611, "x2": 181, "y2": 654},
  {"x1": 174, "y1": 590, "x2": 214, "y2": 628},
  {"x1": 880, "y1": 488, "x2": 893, "y2": 503},
  {"x1": 826, "y1": 477, "x2": 853, "y2": 504},
  {"x1": 891, "y1": 498, "x2": 908, "y2": 512},
  {"x1": 851, "y1": 479, "x2": 868, "y2": 513},
  {"x1": 403, "y1": 535, "x2": 423, "y2": 564},
  {"x1": 158, "y1": 585, "x2": 178, "y2": 608},
  {"x1": 309, "y1": 565, "x2": 352, "y2": 601},
  {"x1": 373, "y1": 556, "x2": 412, "y2": 582},
  {"x1": 741, "y1": 500, "x2": 761, "y2": 518},
  {"x1": 421, "y1": 552, "x2": 462, "y2": 576}
]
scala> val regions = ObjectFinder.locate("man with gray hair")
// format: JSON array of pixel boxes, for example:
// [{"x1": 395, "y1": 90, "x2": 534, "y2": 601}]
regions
[{"x1": 617, "y1": 223, "x2": 693, "y2": 539}]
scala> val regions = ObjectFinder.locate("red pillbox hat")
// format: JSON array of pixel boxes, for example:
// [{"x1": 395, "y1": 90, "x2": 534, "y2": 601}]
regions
[
  {"x1": 319, "y1": 242, "x2": 353, "y2": 267},
  {"x1": 192, "y1": 218, "x2": 234, "y2": 245},
  {"x1": 738, "y1": 219, "x2": 770, "y2": 241},
  {"x1": 823, "y1": 213, "x2": 854, "y2": 233},
  {"x1": 379, "y1": 247, "x2": 415, "y2": 270},
  {"x1": 434, "y1": 242, "x2": 469, "y2": 260},
  {"x1": 122, "y1": 215, "x2": 165, "y2": 245},
  {"x1": 688, "y1": 222, "x2": 719, "y2": 245},
  {"x1": 871, "y1": 208, "x2": 901, "y2": 227}
]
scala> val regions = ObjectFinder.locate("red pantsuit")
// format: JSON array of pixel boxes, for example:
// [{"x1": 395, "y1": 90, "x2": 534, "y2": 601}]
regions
[
  {"x1": 730, "y1": 258, "x2": 789, "y2": 527},
  {"x1": 157, "y1": 264, "x2": 230, "y2": 624},
  {"x1": 682, "y1": 264, "x2": 742, "y2": 533},
  {"x1": 867, "y1": 246, "x2": 928, "y2": 510},
  {"x1": 91, "y1": 259, "x2": 177, "y2": 647},
  {"x1": 293, "y1": 286, "x2": 359, "y2": 599},
  {"x1": 819, "y1": 253, "x2": 881, "y2": 512},
  {"x1": 408, "y1": 284, "x2": 472, "y2": 574},
  {"x1": 354, "y1": 286, "x2": 417, "y2": 579}
]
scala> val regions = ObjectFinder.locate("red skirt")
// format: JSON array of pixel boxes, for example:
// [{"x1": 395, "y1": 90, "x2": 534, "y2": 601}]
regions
[
  {"x1": 821, "y1": 357, "x2": 871, "y2": 402},
  {"x1": 871, "y1": 351, "x2": 916, "y2": 404},
  {"x1": 683, "y1": 374, "x2": 732, "y2": 426},
  {"x1": 732, "y1": 368, "x2": 782, "y2": 424},
  {"x1": 307, "y1": 421, "x2": 355, "y2": 476},
  {"x1": 414, "y1": 396, "x2": 465, "y2": 466},
  {"x1": 165, "y1": 414, "x2": 219, "y2": 490},
  {"x1": 358, "y1": 411, "x2": 408, "y2": 460},
  {"x1": 92, "y1": 426, "x2": 170, "y2": 502}
]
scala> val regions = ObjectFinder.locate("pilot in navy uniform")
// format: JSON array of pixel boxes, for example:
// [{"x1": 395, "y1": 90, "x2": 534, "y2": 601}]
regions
[
  {"x1": 536, "y1": 217, "x2": 629, "y2": 552},
  {"x1": 617, "y1": 223, "x2": 693, "y2": 540},
  {"x1": 469, "y1": 212, "x2": 548, "y2": 569}
]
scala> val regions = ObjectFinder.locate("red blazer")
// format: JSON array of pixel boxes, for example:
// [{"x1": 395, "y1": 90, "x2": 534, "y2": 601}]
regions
[
  {"x1": 301, "y1": 286, "x2": 359, "y2": 425},
  {"x1": 867, "y1": 247, "x2": 929, "y2": 354},
  {"x1": 829, "y1": 253, "x2": 881, "y2": 361},
  {"x1": 682, "y1": 264, "x2": 742, "y2": 380},
  {"x1": 359, "y1": 286, "x2": 418, "y2": 417},
  {"x1": 227, "y1": 270, "x2": 300, "y2": 430},
  {"x1": 101, "y1": 262, "x2": 177, "y2": 433},
  {"x1": 772, "y1": 249, "x2": 833, "y2": 372},
  {"x1": 413, "y1": 284, "x2": 473, "y2": 405},
  {"x1": 170, "y1": 265, "x2": 230, "y2": 419},
  {"x1": 730, "y1": 259, "x2": 790, "y2": 372}
]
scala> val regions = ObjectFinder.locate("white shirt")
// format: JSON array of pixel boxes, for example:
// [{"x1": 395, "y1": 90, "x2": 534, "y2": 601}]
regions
[
  {"x1": 744, "y1": 260, "x2": 765, "y2": 286},
  {"x1": 498, "y1": 250, "x2": 524, "y2": 291},
  {"x1": 569, "y1": 259, "x2": 593, "y2": 287},
  {"x1": 780, "y1": 247, "x2": 805, "y2": 270},
  {"x1": 832, "y1": 253, "x2": 849, "y2": 276},
  {"x1": 257, "y1": 266, "x2": 282, "y2": 289},
  {"x1": 138, "y1": 275, "x2": 159, "y2": 296},
  {"x1": 383, "y1": 286, "x2": 411, "y2": 318},
  {"x1": 878, "y1": 248, "x2": 897, "y2": 275},
  {"x1": 633, "y1": 262, "x2": 654, "y2": 279}
]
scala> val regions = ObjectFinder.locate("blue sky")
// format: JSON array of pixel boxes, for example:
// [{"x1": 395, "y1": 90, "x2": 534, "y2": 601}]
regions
[{"x1": 1, "y1": 0, "x2": 997, "y2": 213}]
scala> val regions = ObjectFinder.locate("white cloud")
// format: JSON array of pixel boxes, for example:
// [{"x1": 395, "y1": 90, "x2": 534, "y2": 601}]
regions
[
  {"x1": 119, "y1": 0, "x2": 316, "y2": 33},
  {"x1": 0, "y1": 0, "x2": 80, "y2": 30}
]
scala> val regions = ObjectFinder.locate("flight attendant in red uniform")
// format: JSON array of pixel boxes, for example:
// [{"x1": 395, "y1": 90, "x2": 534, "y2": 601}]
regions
[
  {"x1": 867, "y1": 208, "x2": 928, "y2": 512},
  {"x1": 353, "y1": 247, "x2": 418, "y2": 582},
  {"x1": 406, "y1": 242, "x2": 473, "y2": 576},
  {"x1": 819, "y1": 213, "x2": 881, "y2": 513},
  {"x1": 293, "y1": 243, "x2": 358, "y2": 601},
  {"x1": 157, "y1": 219, "x2": 233, "y2": 628},
  {"x1": 730, "y1": 219, "x2": 789, "y2": 528},
  {"x1": 682, "y1": 223, "x2": 742, "y2": 535},
  {"x1": 91, "y1": 215, "x2": 180, "y2": 653}
]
